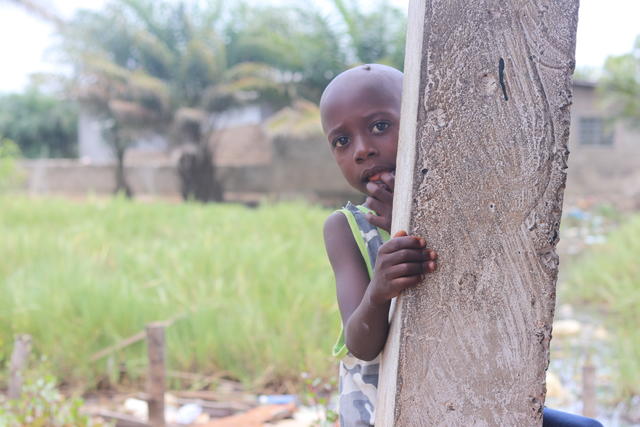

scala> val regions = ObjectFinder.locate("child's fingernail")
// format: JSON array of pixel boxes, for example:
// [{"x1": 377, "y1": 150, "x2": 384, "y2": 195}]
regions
[
  {"x1": 394, "y1": 230, "x2": 407, "y2": 238},
  {"x1": 430, "y1": 250, "x2": 438, "y2": 260},
  {"x1": 419, "y1": 238, "x2": 426, "y2": 247},
  {"x1": 428, "y1": 261, "x2": 436, "y2": 271}
]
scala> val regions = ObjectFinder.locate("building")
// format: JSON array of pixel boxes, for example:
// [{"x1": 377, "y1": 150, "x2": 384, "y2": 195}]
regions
[{"x1": 565, "y1": 80, "x2": 640, "y2": 209}]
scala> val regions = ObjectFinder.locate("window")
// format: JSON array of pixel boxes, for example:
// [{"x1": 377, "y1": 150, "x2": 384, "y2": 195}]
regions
[{"x1": 579, "y1": 117, "x2": 613, "y2": 146}]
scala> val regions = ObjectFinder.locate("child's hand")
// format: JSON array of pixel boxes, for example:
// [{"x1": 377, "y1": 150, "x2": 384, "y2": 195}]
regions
[
  {"x1": 365, "y1": 171, "x2": 394, "y2": 232},
  {"x1": 368, "y1": 230, "x2": 437, "y2": 306}
]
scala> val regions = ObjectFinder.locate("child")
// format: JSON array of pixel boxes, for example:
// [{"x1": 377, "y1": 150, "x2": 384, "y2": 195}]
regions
[{"x1": 320, "y1": 64, "x2": 602, "y2": 427}]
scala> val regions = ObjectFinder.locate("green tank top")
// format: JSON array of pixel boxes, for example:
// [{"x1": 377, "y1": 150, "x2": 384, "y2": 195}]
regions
[{"x1": 332, "y1": 202, "x2": 390, "y2": 357}]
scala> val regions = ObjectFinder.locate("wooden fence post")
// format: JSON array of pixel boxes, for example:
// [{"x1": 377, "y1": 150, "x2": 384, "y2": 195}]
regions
[
  {"x1": 377, "y1": 0, "x2": 579, "y2": 425},
  {"x1": 582, "y1": 360, "x2": 597, "y2": 418},
  {"x1": 146, "y1": 323, "x2": 166, "y2": 427},
  {"x1": 8, "y1": 334, "x2": 32, "y2": 400}
]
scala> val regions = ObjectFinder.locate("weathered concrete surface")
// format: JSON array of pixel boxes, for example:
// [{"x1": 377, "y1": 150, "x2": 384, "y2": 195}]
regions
[{"x1": 378, "y1": 0, "x2": 579, "y2": 425}]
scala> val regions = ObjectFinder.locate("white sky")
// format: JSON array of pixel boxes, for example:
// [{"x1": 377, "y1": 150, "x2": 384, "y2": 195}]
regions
[{"x1": 0, "y1": 0, "x2": 638, "y2": 94}]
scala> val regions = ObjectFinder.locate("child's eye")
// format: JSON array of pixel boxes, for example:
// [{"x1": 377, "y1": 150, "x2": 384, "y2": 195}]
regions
[
  {"x1": 372, "y1": 122, "x2": 390, "y2": 134},
  {"x1": 332, "y1": 136, "x2": 349, "y2": 148}
]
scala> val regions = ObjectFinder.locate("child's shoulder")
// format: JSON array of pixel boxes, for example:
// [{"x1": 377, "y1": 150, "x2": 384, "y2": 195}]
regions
[
  {"x1": 323, "y1": 210, "x2": 352, "y2": 249},
  {"x1": 323, "y1": 203, "x2": 369, "y2": 243},
  {"x1": 323, "y1": 208, "x2": 365, "y2": 269}
]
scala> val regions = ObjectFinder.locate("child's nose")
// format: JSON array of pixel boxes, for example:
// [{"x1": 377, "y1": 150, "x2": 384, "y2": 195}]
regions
[{"x1": 353, "y1": 138, "x2": 378, "y2": 163}]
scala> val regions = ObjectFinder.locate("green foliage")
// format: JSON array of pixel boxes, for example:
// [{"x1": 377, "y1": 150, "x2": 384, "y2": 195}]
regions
[
  {"x1": 562, "y1": 214, "x2": 640, "y2": 397},
  {"x1": 0, "y1": 360, "x2": 108, "y2": 426},
  {"x1": 599, "y1": 35, "x2": 640, "y2": 131},
  {"x1": 0, "y1": 197, "x2": 339, "y2": 390},
  {"x1": 62, "y1": 0, "x2": 407, "y2": 114},
  {"x1": 0, "y1": 90, "x2": 77, "y2": 158},
  {"x1": 224, "y1": 0, "x2": 407, "y2": 102},
  {"x1": 0, "y1": 139, "x2": 24, "y2": 192},
  {"x1": 300, "y1": 372, "x2": 338, "y2": 425},
  {"x1": 331, "y1": 0, "x2": 406, "y2": 69}
]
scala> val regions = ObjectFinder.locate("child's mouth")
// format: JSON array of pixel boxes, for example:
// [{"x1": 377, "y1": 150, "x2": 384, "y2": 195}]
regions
[
  {"x1": 368, "y1": 173, "x2": 383, "y2": 182},
  {"x1": 366, "y1": 170, "x2": 394, "y2": 183}
]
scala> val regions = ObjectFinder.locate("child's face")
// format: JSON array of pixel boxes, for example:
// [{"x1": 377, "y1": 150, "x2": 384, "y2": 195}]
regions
[{"x1": 320, "y1": 70, "x2": 402, "y2": 195}]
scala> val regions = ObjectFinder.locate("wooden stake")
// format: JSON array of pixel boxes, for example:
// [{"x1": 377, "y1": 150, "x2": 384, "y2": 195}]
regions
[
  {"x1": 8, "y1": 334, "x2": 31, "y2": 400},
  {"x1": 582, "y1": 361, "x2": 597, "y2": 418},
  {"x1": 146, "y1": 323, "x2": 166, "y2": 427},
  {"x1": 377, "y1": 0, "x2": 579, "y2": 424}
]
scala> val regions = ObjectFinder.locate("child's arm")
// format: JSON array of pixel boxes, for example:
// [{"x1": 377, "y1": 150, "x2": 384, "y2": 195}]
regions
[{"x1": 324, "y1": 213, "x2": 437, "y2": 361}]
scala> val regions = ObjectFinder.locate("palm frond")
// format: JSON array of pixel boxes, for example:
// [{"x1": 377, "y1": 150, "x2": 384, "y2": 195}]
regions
[{"x1": 265, "y1": 100, "x2": 322, "y2": 138}]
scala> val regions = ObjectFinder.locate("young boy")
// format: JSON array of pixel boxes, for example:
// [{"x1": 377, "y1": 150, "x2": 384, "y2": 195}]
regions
[{"x1": 320, "y1": 64, "x2": 602, "y2": 427}]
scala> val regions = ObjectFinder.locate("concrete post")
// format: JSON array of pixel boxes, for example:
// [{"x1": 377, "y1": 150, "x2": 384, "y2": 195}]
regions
[{"x1": 377, "y1": 0, "x2": 579, "y2": 425}]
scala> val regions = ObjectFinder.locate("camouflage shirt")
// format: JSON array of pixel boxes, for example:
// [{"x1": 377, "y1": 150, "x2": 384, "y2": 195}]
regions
[{"x1": 333, "y1": 202, "x2": 389, "y2": 426}]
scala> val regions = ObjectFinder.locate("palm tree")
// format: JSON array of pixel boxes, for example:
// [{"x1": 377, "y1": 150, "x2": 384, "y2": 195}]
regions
[
  {"x1": 60, "y1": 0, "x2": 289, "y2": 200},
  {"x1": 226, "y1": 0, "x2": 407, "y2": 103},
  {"x1": 5, "y1": 0, "x2": 64, "y2": 27},
  {"x1": 331, "y1": 0, "x2": 406, "y2": 70}
]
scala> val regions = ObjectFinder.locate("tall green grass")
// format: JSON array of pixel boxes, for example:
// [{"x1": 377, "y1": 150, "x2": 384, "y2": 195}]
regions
[
  {"x1": 0, "y1": 196, "x2": 339, "y2": 391},
  {"x1": 4, "y1": 196, "x2": 637, "y2": 398},
  {"x1": 561, "y1": 214, "x2": 640, "y2": 398}
]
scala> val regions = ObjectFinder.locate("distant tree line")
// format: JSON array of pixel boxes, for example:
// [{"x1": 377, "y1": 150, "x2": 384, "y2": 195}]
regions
[{"x1": 0, "y1": 88, "x2": 77, "y2": 158}]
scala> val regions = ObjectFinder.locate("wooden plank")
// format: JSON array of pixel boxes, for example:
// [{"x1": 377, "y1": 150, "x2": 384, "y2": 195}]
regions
[
  {"x1": 90, "y1": 331, "x2": 146, "y2": 362},
  {"x1": 377, "y1": 0, "x2": 579, "y2": 425},
  {"x1": 8, "y1": 334, "x2": 31, "y2": 399},
  {"x1": 91, "y1": 313, "x2": 185, "y2": 362},
  {"x1": 146, "y1": 323, "x2": 166, "y2": 427}
]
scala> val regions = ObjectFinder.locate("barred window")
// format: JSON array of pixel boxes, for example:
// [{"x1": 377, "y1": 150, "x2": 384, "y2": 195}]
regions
[{"x1": 579, "y1": 117, "x2": 613, "y2": 146}]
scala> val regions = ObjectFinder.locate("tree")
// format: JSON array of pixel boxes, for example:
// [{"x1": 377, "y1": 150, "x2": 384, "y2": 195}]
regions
[
  {"x1": 599, "y1": 36, "x2": 640, "y2": 131},
  {"x1": 59, "y1": 0, "x2": 289, "y2": 200},
  {"x1": 0, "y1": 138, "x2": 24, "y2": 191},
  {"x1": 227, "y1": 0, "x2": 407, "y2": 103},
  {"x1": 4, "y1": 0, "x2": 63, "y2": 27},
  {"x1": 0, "y1": 88, "x2": 78, "y2": 158},
  {"x1": 331, "y1": 0, "x2": 406, "y2": 70}
]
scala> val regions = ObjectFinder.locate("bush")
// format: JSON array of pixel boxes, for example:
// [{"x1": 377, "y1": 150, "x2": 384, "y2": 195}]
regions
[
  {"x1": 0, "y1": 90, "x2": 77, "y2": 159},
  {"x1": 0, "y1": 139, "x2": 24, "y2": 192},
  {"x1": 0, "y1": 359, "x2": 109, "y2": 427}
]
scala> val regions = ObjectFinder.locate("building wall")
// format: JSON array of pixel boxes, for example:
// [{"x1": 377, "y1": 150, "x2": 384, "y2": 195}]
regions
[
  {"x1": 271, "y1": 135, "x2": 360, "y2": 203},
  {"x1": 21, "y1": 159, "x2": 181, "y2": 197},
  {"x1": 565, "y1": 83, "x2": 640, "y2": 209}
]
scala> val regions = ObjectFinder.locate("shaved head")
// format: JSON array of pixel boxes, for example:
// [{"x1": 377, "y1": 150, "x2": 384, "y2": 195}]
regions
[{"x1": 320, "y1": 64, "x2": 403, "y2": 132}]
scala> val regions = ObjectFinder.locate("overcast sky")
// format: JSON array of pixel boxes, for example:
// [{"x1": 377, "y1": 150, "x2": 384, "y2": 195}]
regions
[{"x1": 0, "y1": 0, "x2": 638, "y2": 94}]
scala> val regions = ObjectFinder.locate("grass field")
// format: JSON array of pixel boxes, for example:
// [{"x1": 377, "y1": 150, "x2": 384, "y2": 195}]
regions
[
  {"x1": 1, "y1": 196, "x2": 638, "y2": 401},
  {"x1": 0, "y1": 196, "x2": 339, "y2": 391},
  {"x1": 561, "y1": 214, "x2": 640, "y2": 398}
]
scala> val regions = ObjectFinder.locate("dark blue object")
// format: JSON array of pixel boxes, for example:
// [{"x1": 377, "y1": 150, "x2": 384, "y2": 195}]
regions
[{"x1": 543, "y1": 407, "x2": 603, "y2": 427}]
